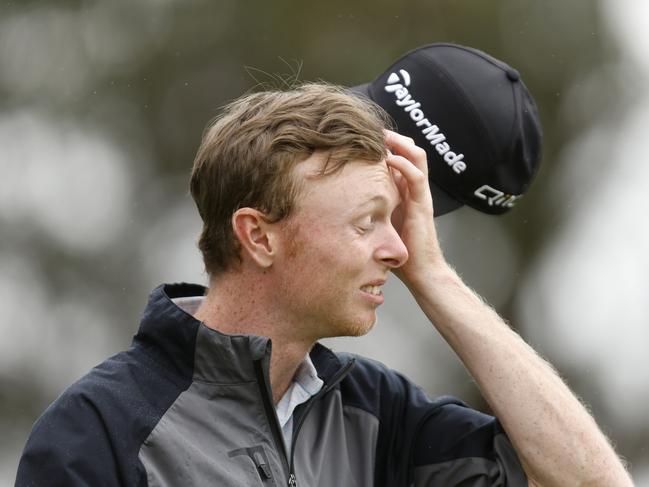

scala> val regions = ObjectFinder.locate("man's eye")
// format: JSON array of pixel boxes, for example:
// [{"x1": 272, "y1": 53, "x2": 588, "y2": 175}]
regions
[{"x1": 355, "y1": 218, "x2": 374, "y2": 234}]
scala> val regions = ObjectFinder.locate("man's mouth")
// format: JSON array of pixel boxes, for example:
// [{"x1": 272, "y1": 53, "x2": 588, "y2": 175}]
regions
[{"x1": 360, "y1": 285, "x2": 383, "y2": 296}]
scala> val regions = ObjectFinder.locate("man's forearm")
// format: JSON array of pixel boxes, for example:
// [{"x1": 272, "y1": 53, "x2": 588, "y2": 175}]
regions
[{"x1": 408, "y1": 264, "x2": 632, "y2": 487}]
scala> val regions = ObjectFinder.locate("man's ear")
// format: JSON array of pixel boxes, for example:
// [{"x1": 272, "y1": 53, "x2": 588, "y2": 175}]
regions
[{"x1": 232, "y1": 208, "x2": 277, "y2": 268}]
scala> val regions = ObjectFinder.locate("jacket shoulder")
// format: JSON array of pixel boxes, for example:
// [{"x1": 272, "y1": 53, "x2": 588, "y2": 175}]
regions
[
  {"x1": 337, "y1": 352, "x2": 463, "y2": 417},
  {"x1": 15, "y1": 346, "x2": 191, "y2": 487},
  {"x1": 335, "y1": 353, "x2": 526, "y2": 486}
]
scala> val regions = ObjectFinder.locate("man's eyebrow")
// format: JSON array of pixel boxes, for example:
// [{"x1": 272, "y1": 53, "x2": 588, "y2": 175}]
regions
[
  {"x1": 358, "y1": 195, "x2": 388, "y2": 206},
  {"x1": 356, "y1": 194, "x2": 397, "y2": 211}
]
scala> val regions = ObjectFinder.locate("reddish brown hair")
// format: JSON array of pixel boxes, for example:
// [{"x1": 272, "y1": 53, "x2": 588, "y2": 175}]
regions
[{"x1": 190, "y1": 82, "x2": 390, "y2": 275}]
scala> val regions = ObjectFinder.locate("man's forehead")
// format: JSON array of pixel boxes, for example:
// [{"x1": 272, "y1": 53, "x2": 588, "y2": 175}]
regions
[
  {"x1": 356, "y1": 168, "x2": 401, "y2": 208},
  {"x1": 293, "y1": 154, "x2": 399, "y2": 212},
  {"x1": 295, "y1": 152, "x2": 390, "y2": 182}
]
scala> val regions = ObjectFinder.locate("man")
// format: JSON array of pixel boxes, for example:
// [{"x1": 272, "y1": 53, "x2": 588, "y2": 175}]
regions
[{"x1": 16, "y1": 81, "x2": 631, "y2": 487}]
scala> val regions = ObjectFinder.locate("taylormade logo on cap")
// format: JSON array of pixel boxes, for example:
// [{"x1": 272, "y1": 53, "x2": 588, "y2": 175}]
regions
[{"x1": 384, "y1": 69, "x2": 467, "y2": 174}]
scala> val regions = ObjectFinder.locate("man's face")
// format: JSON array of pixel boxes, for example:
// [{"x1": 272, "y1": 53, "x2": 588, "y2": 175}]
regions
[{"x1": 272, "y1": 152, "x2": 408, "y2": 341}]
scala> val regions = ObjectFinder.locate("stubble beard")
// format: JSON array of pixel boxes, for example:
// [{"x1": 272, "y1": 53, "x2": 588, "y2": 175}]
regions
[
  {"x1": 286, "y1": 290, "x2": 378, "y2": 341},
  {"x1": 317, "y1": 297, "x2": 378, "y2": 339}
]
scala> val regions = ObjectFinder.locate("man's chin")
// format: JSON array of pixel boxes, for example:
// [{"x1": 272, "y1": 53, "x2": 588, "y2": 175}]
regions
[{"x1": 329, "y1": 315, "x2": 377, "y2": 338}]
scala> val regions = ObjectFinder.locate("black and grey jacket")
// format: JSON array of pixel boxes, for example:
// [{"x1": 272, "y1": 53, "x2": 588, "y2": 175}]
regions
[{"x1": 16, "y1": 283, "x2": 527, "y2": 486}]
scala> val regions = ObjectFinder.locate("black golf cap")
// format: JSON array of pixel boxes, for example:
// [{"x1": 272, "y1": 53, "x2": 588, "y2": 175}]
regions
[{"x1": 352, "y1": 43, "x2": 543, "y2": 216}]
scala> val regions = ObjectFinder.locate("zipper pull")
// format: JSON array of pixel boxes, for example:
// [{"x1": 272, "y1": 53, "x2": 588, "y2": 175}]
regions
[
  {"x1": 252, "y1": 451, "x2": 272, "y2": 480},
  {"x1": 288, "y1": 473, "x2": 297, "y2": 487}
]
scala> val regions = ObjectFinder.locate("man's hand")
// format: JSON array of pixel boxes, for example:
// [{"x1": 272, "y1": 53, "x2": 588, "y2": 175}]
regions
[{"x1": 384, "y1": 130, "x2": 446, "y2": 288}]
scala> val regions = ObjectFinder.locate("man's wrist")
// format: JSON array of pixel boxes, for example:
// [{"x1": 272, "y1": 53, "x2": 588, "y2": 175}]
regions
[{"x1": 402, "y1": 259, "x2": 460, "y2": 298}]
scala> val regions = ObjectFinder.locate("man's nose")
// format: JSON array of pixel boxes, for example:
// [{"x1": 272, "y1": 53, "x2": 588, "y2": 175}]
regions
[{"x1": 376, "y1": 225, "x2": 409, "y2": 268}]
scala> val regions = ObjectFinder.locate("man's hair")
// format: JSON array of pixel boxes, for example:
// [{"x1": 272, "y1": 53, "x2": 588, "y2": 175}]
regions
[{"x1": 190, "y1": 82, "x2": 391, "y2": 276}]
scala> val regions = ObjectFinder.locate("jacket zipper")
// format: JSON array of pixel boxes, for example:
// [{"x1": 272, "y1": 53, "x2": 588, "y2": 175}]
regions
[
  {"x1": 254, "y1": 359, "x2": 291, "y2": 484},
  {"x1": 255, "y1": 356, "x2": 356, "y2": 487},
  {"x1": 287, "y1": 358, "x2": 356, "y2": 486}
]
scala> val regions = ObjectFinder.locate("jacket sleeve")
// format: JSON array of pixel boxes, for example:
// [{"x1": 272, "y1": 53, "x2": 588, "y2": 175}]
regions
[
  {"x1": 15, "y1": 390, "x2": 128, "y2": 487},
  {"x1": 410, "y1": 401, "x2": 527, "y2": 486}
]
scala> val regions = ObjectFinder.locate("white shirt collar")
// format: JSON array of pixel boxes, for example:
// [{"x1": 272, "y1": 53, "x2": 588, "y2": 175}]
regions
[
  {"x1": 275, "y1": 353, "x2": 324, "y2": 428},
  {"x1": 171, "y1": 294, "x2": 324, "y2": 427}
]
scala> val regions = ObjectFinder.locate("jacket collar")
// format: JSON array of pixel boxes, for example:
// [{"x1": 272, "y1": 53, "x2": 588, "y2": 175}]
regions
[{"x1": 133, "y1": 283, "x2": 353, "y2": 386}]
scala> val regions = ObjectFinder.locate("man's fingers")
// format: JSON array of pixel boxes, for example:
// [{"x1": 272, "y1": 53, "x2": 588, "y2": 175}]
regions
[
  {"x1": 386, "y1": 153, "x2": 429, "y2": 198},
  {"x1": 384, "y1": 129, "x2": 428, "y2": 175},
  {"x1": 385, "y1": 129, "x2": 434, "y2": 213},
  {"x1": 387, "y1": 152, "x2": 435, "y2": 217},
  {"x1": 390, "y1": 167, "x2": 408, "y2": 197}
]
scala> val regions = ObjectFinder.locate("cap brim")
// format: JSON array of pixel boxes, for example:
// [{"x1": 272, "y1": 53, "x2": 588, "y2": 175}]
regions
[{"x1": 429, "y1": 179, "x2": 464, "y2": 217}]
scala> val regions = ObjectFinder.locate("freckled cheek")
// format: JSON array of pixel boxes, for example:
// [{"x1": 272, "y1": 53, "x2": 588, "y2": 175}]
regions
[
  {"x1": 289, "y1": 225, "x2": 367, "y2": 282},
  {"x1": 303, "y1": 248, "x2": 348, "y2": 279},
  {"x1": 295, "y1": 246, "x2": 362, "y2": 292}
]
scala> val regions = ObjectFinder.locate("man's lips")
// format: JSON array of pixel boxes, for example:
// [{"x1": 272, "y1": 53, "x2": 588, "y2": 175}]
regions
[
  {"x1": 360, "y1": 279, "x2": 386, "y2": 303},
  {"x1": 360, "y1": 284, "x2": 383, "y2": 296}
]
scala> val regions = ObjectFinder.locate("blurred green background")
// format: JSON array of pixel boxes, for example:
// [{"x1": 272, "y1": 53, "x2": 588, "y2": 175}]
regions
[{"x1": 1, "y1": 0, "x2": 648, "y2": 483}]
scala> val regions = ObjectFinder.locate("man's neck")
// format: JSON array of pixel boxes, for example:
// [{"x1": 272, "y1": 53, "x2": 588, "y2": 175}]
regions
[{"x1": 194, "y1": 273, "x2": 315, "y2": 405}]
